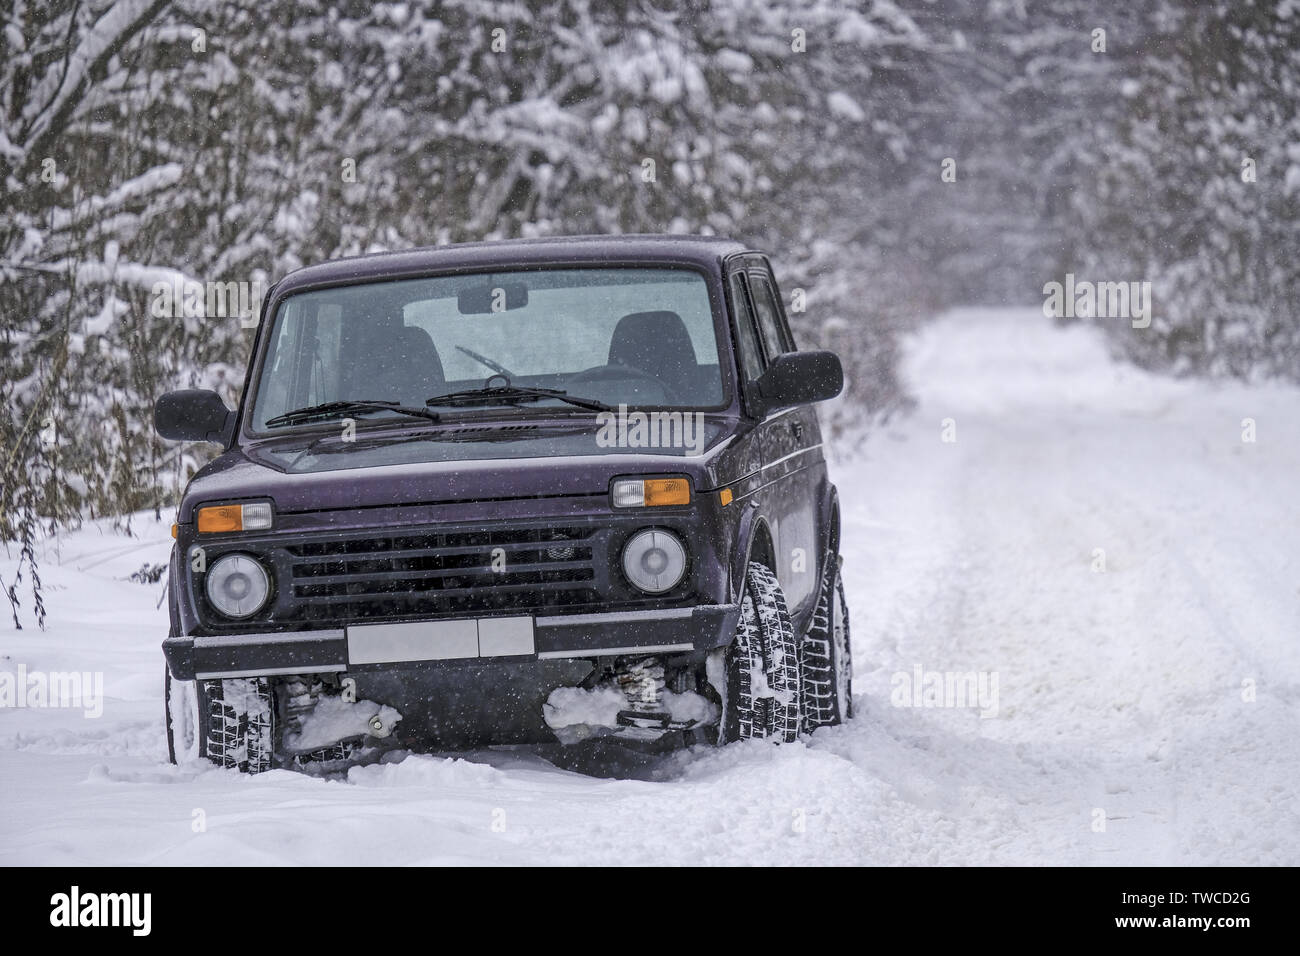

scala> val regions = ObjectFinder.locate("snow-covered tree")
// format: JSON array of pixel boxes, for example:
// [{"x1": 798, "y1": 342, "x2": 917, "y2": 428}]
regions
[
  {"x1": 1071, "y1": 0, "x2": 1300, "y2": 378},
  {"x1": 4, "y1": 0, "x2": 1297, "y2": 540}
]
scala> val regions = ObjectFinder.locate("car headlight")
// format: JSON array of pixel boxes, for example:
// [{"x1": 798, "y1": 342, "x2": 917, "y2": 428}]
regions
[
  {"x1": 610, "y1": 477, "x2": 691, "y2": 508},
  {"x1": 621, "y1": 528, "x2": 687, "y2": 594},
  {"x1": 205, "y1": 553, "x2": 271, "y2": 618},
  {"x1": 197, "y1": 501, "x2": 273, "y2": 533}
]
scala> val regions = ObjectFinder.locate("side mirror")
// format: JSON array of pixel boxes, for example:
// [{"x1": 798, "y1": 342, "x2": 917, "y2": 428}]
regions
[
  {"x1": 154, "y1": 389, "x2": 234, "y2": 444},
  {"x1": 754, "y1": 350, "x2": 843, "y2": 415}
]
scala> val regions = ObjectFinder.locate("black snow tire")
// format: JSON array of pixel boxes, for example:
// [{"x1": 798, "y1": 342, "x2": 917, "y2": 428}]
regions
[
  {"x1": 800, "y1": 549, "x2": 853, "y2": 731},
  {"x1": 723, "y1": 562, "x2": 802, "y2": 743},
  {"x1": 202, "y1": 677, "x2": 277, "y2": 774}
]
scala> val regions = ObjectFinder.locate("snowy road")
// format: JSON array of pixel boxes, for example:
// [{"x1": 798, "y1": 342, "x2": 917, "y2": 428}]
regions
[{"x1": 3, "y1": 307, "x2": 1298, "y2": 865}]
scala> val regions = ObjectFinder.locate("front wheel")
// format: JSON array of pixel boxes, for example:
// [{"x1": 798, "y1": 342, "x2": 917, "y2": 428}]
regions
[
  {"x1": 166, "y1": 667, "x2": 277, "y2": 773},
  {"x1": 722, "y1": 562, "x2": 802, "y2": 743},
  {"x1": 203, "y1": 677, "x2": 277, "y2": 773}
]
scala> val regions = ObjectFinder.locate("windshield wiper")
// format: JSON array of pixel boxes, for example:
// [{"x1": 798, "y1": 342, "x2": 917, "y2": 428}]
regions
[
  {"x1": 265, "y1": 399, "x2": 441, "y2": 428},
  {"x1": 424, "y1": 385, "x2": 611, "y2": 412}
]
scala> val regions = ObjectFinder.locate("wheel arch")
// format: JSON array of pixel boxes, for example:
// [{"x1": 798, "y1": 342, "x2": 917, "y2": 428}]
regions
[{"x1": 728, "y1": 507, "x2": 777, "y2": 605}]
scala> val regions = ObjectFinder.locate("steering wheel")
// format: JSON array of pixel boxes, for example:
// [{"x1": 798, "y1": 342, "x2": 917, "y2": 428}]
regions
[{"x1": 567, "y1": 363, "x2": 680, "y2": 404}]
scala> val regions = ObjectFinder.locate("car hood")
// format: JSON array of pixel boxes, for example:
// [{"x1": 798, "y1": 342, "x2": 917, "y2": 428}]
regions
[{"x1": 177, "y1": 417, "x2": 754, "y2": 521}]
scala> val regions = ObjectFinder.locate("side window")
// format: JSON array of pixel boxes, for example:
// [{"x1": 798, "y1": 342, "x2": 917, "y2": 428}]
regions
[
  {"x1": 729, "y1": 273, "x2": 765, "y2": 385},
  {"x1": 748, "y1": 274, "x2": 791, "y2": 362}
]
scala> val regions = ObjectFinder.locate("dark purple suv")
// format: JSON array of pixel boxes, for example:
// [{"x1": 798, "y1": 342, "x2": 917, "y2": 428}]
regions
[{"x1": 157, "y1": 235, "x2": 851, "y2": 772}]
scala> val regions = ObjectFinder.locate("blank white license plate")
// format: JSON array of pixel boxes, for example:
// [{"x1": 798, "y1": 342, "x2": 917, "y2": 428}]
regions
[{"x1": 347, "y1": 616, "x2": 534, "y2": 665}]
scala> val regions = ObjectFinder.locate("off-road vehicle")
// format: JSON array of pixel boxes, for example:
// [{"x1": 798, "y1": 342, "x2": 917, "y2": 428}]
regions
[{"x1": 158, "y1": 235, "x2": 851, "y2": 772}]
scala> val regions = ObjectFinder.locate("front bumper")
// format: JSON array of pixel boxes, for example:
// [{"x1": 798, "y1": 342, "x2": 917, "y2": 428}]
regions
[{"x1": 164, "y1": 603, "x2": 740, "y2": 681}]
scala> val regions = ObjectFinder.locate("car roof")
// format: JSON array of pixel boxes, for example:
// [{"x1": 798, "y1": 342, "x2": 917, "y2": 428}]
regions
[{"x1": 274, "y1": 234, "x2": 754, "y2": 296}]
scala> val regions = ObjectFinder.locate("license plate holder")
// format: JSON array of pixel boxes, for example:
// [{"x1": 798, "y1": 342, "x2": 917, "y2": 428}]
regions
[{"x1": 346, "y1": 616, "x2": 534, "y2": 665}]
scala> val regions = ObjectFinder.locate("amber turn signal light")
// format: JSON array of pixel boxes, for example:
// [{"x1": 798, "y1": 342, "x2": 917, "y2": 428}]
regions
[
  {"x1": 197, "y1": 505, "x2": 242, "y2": 533},
  {"x1": 643, "y1": 478, "x2": 691, "y2": 506}
]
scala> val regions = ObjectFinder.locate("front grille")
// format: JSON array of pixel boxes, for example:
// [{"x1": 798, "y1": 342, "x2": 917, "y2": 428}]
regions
[{"x1": 284, "y1": 525, "x2": 603, "y2": 623}]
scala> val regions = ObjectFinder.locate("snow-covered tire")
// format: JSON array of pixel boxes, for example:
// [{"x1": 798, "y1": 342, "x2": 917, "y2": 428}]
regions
[
  {"x1": 164, "y1": 665, "x2": 202, "y2": 764},
  {"x1": 202, "y1": 677, "x2": 277, "y2": 774},
  {"x1": 801, "y1": 550, "x2": 853, "y2": 731},
  {"x1": 722, "y1": 562, "x2": 802, "y2": 743}
]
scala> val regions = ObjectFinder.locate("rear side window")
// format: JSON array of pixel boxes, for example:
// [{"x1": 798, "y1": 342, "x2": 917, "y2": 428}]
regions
[{"x1": 748, "y1": 275, "x2": 791, "y2": 362}]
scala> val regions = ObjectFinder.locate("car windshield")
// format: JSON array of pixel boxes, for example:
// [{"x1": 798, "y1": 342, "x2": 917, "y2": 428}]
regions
[{"x1": 250, "y1": 266, "x2": 726, "y2": 431}]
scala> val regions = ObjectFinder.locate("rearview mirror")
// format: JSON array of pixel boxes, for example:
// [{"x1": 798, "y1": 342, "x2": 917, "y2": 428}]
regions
[
  {"x1": 154, "y1": 389, "x2": 235, "y2": 445},
  {"x1": 457, "y1": 282, "x2": 529, "y2": 314},
  {"x1": 754, "y1": 351, "x2": 843, "y2": 415}
]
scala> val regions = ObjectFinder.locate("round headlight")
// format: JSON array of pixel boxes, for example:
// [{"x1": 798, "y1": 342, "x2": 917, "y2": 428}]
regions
[
  {"x1": 622, "y1": 529, "x2": 687, "y2": 594},
  {"x1": 206, "y1": 553, "x2": 271, "y2": 618}
]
